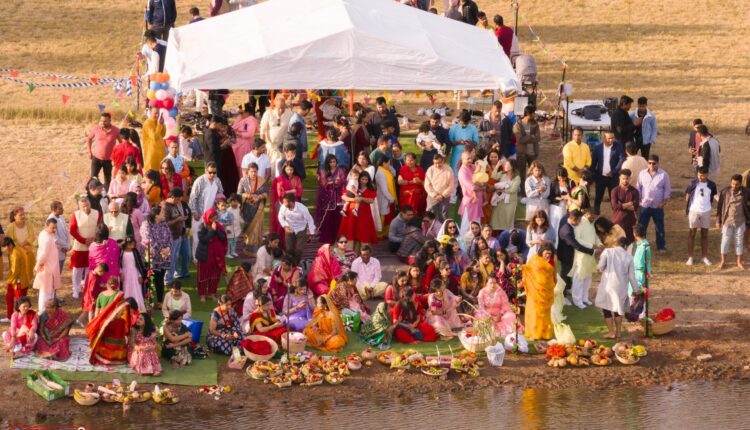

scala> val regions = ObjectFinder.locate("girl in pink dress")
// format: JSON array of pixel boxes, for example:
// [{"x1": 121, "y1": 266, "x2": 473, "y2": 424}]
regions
[
  {"x1": 425, "y1": 278, "x2": 463, "y2": 338},
  {"x1": 120, "y1": 237, "x2": 147, "y2": 312},
  {"x1": 88, "y1": 224, "x2": 121, "y2": 285},
  {"x1": 476, "y1": 277, "x2": 521, "y2": 337},
  {"x1": 2, "y1": 297, "x2": 37, "y2": 357},
  {"x1": 457, "y1": 152, "x2": 484, "y2": 236},
  {"x1": 128, "y1": 313, "x2": 161, "y2": 376}
]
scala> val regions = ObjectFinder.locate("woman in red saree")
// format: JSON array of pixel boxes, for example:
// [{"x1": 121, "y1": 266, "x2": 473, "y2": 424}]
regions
[
  {"x1": 246, "y1": 295, "x2": 287, "y2": 346},
  {"x1": 398, "y1": 153, "x2": 427, "y2": 216},
  {"x1": 270, "y1": 161, "x2": 303, "y2": 245},
  {"x1": 307, "y1": 244, "x2": 343, "y2": 296},
  {"x1": 35, "y1": 298, "x2": 73, "y2": 361},
  {"x1": 196, "y1": 208, "x2": 228, "y2": 302},
  {"x1": 391, "y1": 288, "x2": 437, "y2": 344},
  {"x1": 85, "y1": 292, "x2": 132, "y2": 365},
  {"x1": 338, "y1": 170, "x2": 378, "y2": 254},
  {"x1": 268, "y1": 255, "x2": 300, "y2": 313}
]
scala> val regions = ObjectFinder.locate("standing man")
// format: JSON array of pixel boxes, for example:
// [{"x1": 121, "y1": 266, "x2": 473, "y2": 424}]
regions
[
  {"x1": 260, "y1": 95, "x2": 293, "y2": 176},
  {"x1": 189, "y1": 162, "x2": 224, "y2": 260},
  {"x1": 1, "y1": 238, "x2": 32, "y2": 324},
  {"x1": 716, "y1": 174, "x2": 750, "y2": 270},
  {"x1": 493, "y1": 15, "x2": 515, "y2": 58},
  {"x1": 684, "y1": 167, "x2": 718, "y2": 266},
  {"x1": 687, "y1": 119, "x2": 703, "y2": 174},
  {"x1": 695, "y1": 125, "x2": 721, "y2": 175},
  {"x1": 621, "y1": 142, "x2": 648, "y2": 187},
  {"x1": 241, "y1": 139, "x2": 271, "y2": 179},
  {"x1": 47, "y1": 201, "x2": 70, "y2": 274},
  {"x1": 637, "y1": 154, "x2": 671, "y2": 252},
  {"x1": 145, "y1": 0, "x2": 176, "y2": 41},
  {"x1": 610, "y1": 95, "x2": 639, "y2": 146},
  {"x1": 591, "y1": 131, "x2": 624, "y2": 214},
  {"x1": 562, "y1": 127, "x2": 592, "y2": 185},
  {"x1": 277, "y1": 193, "x2": 315, "y2": 265},
  {"x1": 487, "y1": 101, "x2": 513, "y2": 159},
  {"x1": 289, "y1": 100, "x2": 313, "y2": 173},
  {"x1": 630, "y1": 96, "x2": 658, "y2": 159},
  {"x1": 69, "y1": 197, "x2": 102, "y2": 299},
  {"x1": 557, "y1": 210, "x2": 598, "y2": 299},
  {"x1": 162, "y1": 189, "x2": 188, "y2": 285},
  {"x1": 610, "y1": 169, "x2": 640, "y2": 243},
  {"x1": 86, "y1": 112, "x2": 121, "y2": 190},
  {"x1": 103, "y1": 201, "x2": 133, "y2": 243},
  {"x1": 33, "y1": 219, "x2": 62, "y2": 311},
  {"x1": 350, "y1": 245, "x2": 386, "y2": 299},
  {"x1": 448, "y1": 110, "x2": 479, "y2": 174},
  {"x1": 365, "y1": 97, "x2": 399, "y2": 142},
  {"x1": 424, "y1": 154, "x2": 455, "y2": 222}
]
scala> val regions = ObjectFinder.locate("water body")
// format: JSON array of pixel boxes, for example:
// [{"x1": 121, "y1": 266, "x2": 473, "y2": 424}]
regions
[{"x1": 14, "y1": 381, "x2": 750, "y2": 429}]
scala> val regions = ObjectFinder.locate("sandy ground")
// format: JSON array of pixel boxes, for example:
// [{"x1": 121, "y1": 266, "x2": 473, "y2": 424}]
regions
[{"x1": 2, "y1": 0, "x2": 750, "y2": 424}]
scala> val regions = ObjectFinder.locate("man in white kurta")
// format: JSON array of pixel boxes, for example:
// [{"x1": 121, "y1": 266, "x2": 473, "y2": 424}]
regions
[
  {"x1": 33, "y1": 220, "x2": 62, "y2": 310},
  {"x1": 595, "y1": 238, "x2": 638, "y2": 339}
]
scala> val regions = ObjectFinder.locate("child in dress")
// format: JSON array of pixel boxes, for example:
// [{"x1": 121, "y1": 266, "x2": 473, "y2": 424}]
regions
[
  {"x1": 124, "y1": 156, "x2": 143, "y2": 184},
  {"x1": 216, "y1": 195, "x2": 236, "y2": 259},
  {"x1": 340, "y1": 166, "x2": 362, "y2": 217},
  {"x1": 129, "y1": 313, "x2": 162, "y2": 376},
  {"x1": 416, "y1": 121, "x2": 443, "y2": 170},
  {"x1": 81, "y1": 262, "x2": 109, "y2": 324},
  {"x1": 227, "y1": 194, "x2": 243, "y2": 259}
]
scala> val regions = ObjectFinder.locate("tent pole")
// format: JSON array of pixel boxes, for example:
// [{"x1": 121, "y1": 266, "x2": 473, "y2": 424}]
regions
[{"x1": 349, "y1": 90, "x2": 355, "y2": 116}]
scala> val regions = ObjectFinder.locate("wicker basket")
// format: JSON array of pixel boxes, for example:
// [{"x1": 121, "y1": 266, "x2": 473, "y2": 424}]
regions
[
  {"x1": 458, "y1": 330, "x2": 495, "y2": 353},
  {"x1": 615, "y1": 352, "x2": 640, "y2": 365},
  {"x1": 649, "y1": 318, "x2": 675, "y2": 336},
  {"x1": 281, "y1": 332, "x2": 307, "y2": 354},
  {"x1": 243, "y1": 335, "x2": 279, "y2": 362}
]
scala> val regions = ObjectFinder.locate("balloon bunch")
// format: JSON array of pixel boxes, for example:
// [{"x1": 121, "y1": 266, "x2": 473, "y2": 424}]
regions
[{"x1": 146, "y1": 72, "x2": 179, "y2": 139}]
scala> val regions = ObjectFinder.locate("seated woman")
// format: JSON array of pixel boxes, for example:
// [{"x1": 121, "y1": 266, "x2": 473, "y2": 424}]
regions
[
  {"x1": 241, "y1": 279, "x2": 271, "y2": 333},
  {"x1": 162, "y1": 281, "x2": 192, "y2": 320},
  {"x1": 436, "y1": 262, "x2": 460, "y2": 296},
  {"x1": 594, "y1": 216, "x2": 627, "y2": 248},
  {"x1": 307, "y1": 243, "x2": 343, "y2": 297},
  {"x1": 35, "y1": 298, "x2": 73, "y2": 361},
  {"x1": 281, "y1": 281, "x2": 315, "y2": 332},
  {"x1": 425, "y1": 279, "x2": 462, "y2": 339},
  {"x1": 476, "y1": 277, "x2": 519, "y2": 338},
  {"x1": 268, "y1": 255, "x2": 300, "y2": 313},
  {"x1": 207, "y1": 295, "x2": 244, "y2": 355},
  {"x1": 383, "y1": 270, "x2": 409, "y2": 312},
  {"x1": 225, "y1": 262, "x2": 254, "y2": 316},
  {"x1": 95, "y1": 278, "x2": 121, "y2": 318},
  {"x1": 251, "y1": 233, "x2": 283, "y2": 279},
  {"x1": 162, "y1": 310, "x2": 193, "y2": 368},
  {"x1": 359, "y1": 302, "x2": 396, "y2": 349},
  {"x1": 521, "y1": 243, "x2": 557, "y2": 340},
  {"x1": 303, "y1": 295, "x2": 348, "y2": 353},
  {"x1": 86, "y1": 292, "x2": 132, "y2": 364},
  {"x1": 396, "y1": 218, "x2": 427, "y2": 263},
  {"x1": 328, "y1": 271, "x2": 370, "y2": 319},
  {"x1": 247, "y1": 295, "x2": 287, "y2": 346},
  {"x1": 444, "y1": 238, "x2": 469, "y2": 277},
  {"x1": 128, "y1": 313, "x2": 161, "y2": 376},
  {"x1": 458, "y1": 261, "x2": 482, "y2": 313},
  {"x1": 2, "y1": 296, "x2": 38, "y2": 357},
  {"x1": 391, "y1": 289, "x2": 437, "y2": 344}
]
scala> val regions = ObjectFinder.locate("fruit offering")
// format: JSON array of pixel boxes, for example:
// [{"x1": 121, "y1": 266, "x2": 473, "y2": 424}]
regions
[
  {"x1": 325, "y1": 373, "x2": 344, "y2": 385},
  {"x1": 421, "y1": 366, "x2": 448, "y2": 377},
  {"x1": 303, "y1": 372, "x2": 324, "y2": 386},
  {"x1": 547, "y1": 357, "x2": 568, "y2": 368},
  {"x1": 361, "y1": 348, "x2": 376, "y2": 360},
  {"x1": 590, "y1": 354, "x2": 612, "y2": 366},
  {"x1": 545, "y1": 344, "x2": 567, "y2": 360},
  {"x1": 377, "y1": 351, "x2": 397, "y2": 365}
]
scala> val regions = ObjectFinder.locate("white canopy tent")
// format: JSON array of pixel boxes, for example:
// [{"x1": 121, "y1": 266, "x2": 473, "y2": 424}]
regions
[{"x1": 165, "y1": 0, "x2": 520, "y2": 94}]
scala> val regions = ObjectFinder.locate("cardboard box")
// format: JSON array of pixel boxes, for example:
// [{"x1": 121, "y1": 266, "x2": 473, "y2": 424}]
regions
[{"x1": 25, "y1": 370, "x2": 70, "y2": 401}]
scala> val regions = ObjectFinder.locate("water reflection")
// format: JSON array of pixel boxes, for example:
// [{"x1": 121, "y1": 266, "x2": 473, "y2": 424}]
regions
[{"x1": 20, "y1": 381, "x2": 750, "y2": 429}]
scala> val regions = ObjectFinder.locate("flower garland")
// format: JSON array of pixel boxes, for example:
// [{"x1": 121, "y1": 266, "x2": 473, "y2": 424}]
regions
[
  {"x1": 144, "y1": 247, "x2": 157, "y2": 312},
  {"x1": 508, "y1": 262, "x2": 523, "y2": 353}
]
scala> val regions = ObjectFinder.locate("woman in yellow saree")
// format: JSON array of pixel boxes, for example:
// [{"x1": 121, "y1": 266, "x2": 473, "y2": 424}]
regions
[
  {"x1": 303, "y1": 295, "x2": 347, "y2": 353},
  {"x1": 521, "y1": 243, "x2": 556, "y2": 340}
]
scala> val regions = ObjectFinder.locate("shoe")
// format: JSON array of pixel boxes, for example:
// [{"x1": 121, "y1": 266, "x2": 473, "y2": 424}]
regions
[
  {"x1": 563, "y1": 297, "x2": 572, "y2": 306},
  {"x1": 583, "y1": 299, "x2": 593, "y2": 306},
  {"x1": 0, "y1": 318, "x2": 9, "y2": 324},
  {"x1": 340, "y1": 209, "x2": 347, "y2": 217},
  {"x1": 657, "y1": 248, "x2": 667, "y2": 253},
  {"x1": 702, "y1": 257, "x2": 712, "y2": 266},
  {"x1": 574, "y1": 303, "x2": 586, "y2": 310},
  {"x1": 72, "y1": 293, "x2": 80, "y2": 299},
  {"x1": 685, "y1": 257, "x2": 694, "y2": 266}
]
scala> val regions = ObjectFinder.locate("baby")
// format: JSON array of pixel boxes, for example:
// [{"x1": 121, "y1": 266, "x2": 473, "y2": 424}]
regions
[
  {"x1": 341, "y1": 165, "x2": 362, "y2": 217},
  {"x1": 227, "y1": 194, "x2": 242, "y2": 258}
]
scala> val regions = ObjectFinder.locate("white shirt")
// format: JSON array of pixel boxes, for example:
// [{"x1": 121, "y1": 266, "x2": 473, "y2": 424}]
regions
[
  {"x1": 350, "y1": 257, "x2": 382, "y2": 287},
  {"x1": 46, "y1": 213, "x2": 71, "y2": 254},
  {"x1": 277, "y1": 202, "x2": 316, "y2": 235},
  {"x1": 140, "y1": 40, "x2": 167, "y2": 76},
  {"x1": 241, "y1": 152, "x2": 271, "y2": 179},
  {"x1": 602, "y1": 145, "x2": 612, "y2": 176},
  {"x1": 689, "y1": 182, "x2": 712, "y2": 213}
]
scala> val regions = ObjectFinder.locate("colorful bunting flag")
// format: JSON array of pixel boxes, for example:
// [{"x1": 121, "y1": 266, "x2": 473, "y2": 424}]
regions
[{"x1": 61, "y1": 94, "x2": 70, "y2": 105}]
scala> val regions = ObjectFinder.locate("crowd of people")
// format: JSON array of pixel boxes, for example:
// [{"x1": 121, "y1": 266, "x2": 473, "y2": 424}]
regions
[{"x1": 2, "y1": 2, "x2": 750, "y2": 379}]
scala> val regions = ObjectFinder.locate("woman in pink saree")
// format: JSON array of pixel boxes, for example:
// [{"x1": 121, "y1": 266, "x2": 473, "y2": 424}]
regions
[
  {"x1": 307, "y1": 244, "x2": 343, "y2": 296},
  {"x1": 476, "y1": 277, "x2": 520, "y2": 337},
  {"x1": 87, "y1": 224, "x2": 121, "y2": 284},
  {"x1": 231, "y1": 104, "x2": 258, "y2": 175},
  {"x1": 457, "y1": 152, "x2": 484, "y2": 236},
  {"x1": 425, "y1": 278, "x2": 462, "y2": 338},
  {"x1": 35, "y1": 298, "x2": 73, "y2": 361}
]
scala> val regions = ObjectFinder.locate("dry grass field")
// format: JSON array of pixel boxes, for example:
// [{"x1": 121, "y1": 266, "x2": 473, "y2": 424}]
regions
[{"x1": 1, "y1": 0, "x2": 750, "y2": 337}]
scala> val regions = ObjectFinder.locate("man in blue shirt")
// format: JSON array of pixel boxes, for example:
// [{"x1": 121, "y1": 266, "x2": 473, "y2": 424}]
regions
[
  {"x1": 146, "y1": 0, "x2": 177, "y2": 41},
  {"x1": 448, "y1": 110, "x2": 479, "y2": 174}
]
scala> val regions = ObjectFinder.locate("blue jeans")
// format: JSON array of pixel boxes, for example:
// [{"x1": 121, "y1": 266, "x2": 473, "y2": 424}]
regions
[
  {"x1": 165, "y1": 237, "x2": 183, "y2": 285},
  {"x1": 639, "y1": 207, "x2": 666, "y2": 250}
]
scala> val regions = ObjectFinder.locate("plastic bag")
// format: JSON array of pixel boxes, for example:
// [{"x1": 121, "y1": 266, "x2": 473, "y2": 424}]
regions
[
  {"x1": 486, "y1": 343, "x2": 506, "y2": 366},
  {"x1": 553, "y1": 322, "x2": 576, "y2": 345},
  {"x1": 503, "y1": 334, "x2": 529, "y2": 353},
  {"x1": 340, "y1": 309, "x2": 361, "y2": 333}
]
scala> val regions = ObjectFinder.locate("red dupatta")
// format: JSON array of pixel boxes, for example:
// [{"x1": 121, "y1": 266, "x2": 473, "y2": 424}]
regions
[
  {"x1": 202, "y1": 208, "x2": 229, "y2": 269},
  {"x1": 307, "y1": 244, "x2": 343, "y2": 296}
]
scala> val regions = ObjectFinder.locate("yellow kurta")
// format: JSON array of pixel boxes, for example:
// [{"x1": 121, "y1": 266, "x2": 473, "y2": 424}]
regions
[
  {"x1": 570, "y1": 217, "x2": 600, "y2": 279},
  {"x1": 303, "y1": 299, "x2": 348, "y2": 353},
  {"x1": 562, "y1": 141, "x2": 592, "y2": 185},
  {"x1": 522, "y1": 255, "x2": 556, "y2": 340},
  {"x1": 6, "y1": 247, "x2": 32, "y2": 288},
  {"x1": 5, "y1": 223, "x2": 36, "y2": 284},
  {"x1": 142, "y1": 119, "x2": 166, "y2": 172}
]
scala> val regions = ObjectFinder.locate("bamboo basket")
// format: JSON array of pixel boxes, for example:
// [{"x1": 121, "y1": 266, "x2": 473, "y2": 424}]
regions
[{"x1": 649, "y1": 318, "x2": 675, "y2": 336}]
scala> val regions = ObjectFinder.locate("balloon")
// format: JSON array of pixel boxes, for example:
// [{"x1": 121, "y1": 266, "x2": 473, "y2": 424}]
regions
[
  {"x1": 169, "y1": 108, "x2": 178, "y2": 117},
  {"x1": 147, "y1": 90, "x2": 156, "y2": 100},
  {"x1": 167, "y1": 88, "x2": 177, "y2": 97},
  {"x1": 148, "y1": 99, "x2": 159, "y2": 108},
  {"x1": 162, "y1": 73, "x2": 170, "y2": 82},
  {"x1": 162, "y1": 98, "x2": 175, "y2": 110},
  {"x1": 150, "y1": 73, "x2": 162, "y2": 83},
  {"x1": 149, "y1": 81, "x2": 159, "y2": 91},
  {"x1": 160, "y1": 82, "x2": 170, "y2": 90},
  {"x1": 155, "y1": 90, "x2": 168, "y2": 101},
  {"x1": 163, "y1": 117, "x2": 176, "y2": 128}
]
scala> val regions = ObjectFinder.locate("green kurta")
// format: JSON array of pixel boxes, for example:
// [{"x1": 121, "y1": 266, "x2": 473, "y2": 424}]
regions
[{"x1": 490, "y1": 173, "x2": 520, "y2": 231}]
